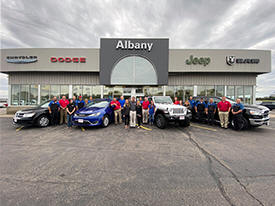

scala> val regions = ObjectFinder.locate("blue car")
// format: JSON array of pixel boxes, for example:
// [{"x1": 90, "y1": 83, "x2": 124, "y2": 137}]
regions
[{"x1": 72, "y1": 99, "x2": 114, "y2": 127}]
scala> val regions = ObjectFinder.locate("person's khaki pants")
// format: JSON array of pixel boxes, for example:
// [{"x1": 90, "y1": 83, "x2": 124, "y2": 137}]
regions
[
  {"x1": 142, "y1": 109, "x2": 149, "y2": 123},
  {"x1": 130, "y1": 111, "x2": 136, "y2": 127},
  {"x1": 114, "y1": 109, "x2": 122, "y2": 124},
  {"x1": 60, "y1": 108, "x2": 67, "y2": 124},
  {"x1": 219, "y1": 111, "x2": 229, "y2": 128}
]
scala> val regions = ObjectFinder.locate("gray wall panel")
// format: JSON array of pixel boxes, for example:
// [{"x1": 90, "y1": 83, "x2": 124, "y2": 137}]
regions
[
  {"x1": 168, "y1": 73, "x2": 256, "y2": 86},
  {"x1": 9, "y1": 72, "x2": 99, "y2": 85}
]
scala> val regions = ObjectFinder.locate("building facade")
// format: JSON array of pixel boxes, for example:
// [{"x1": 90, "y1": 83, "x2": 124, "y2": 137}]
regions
[{"x1": 0, "y1": 38, "x2": 271, "y2": 106}]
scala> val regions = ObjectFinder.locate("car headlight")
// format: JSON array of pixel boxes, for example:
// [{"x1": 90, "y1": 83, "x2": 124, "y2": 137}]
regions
[
  {"x1": 249, "y1": 110, "x2": 262, "y2": 116},
  {"x1": 23, "y1": 113, "x2": 35, "y2": 118},
  {"x1": 88, "y1": 112, "x2": 101, "y2": 117}
]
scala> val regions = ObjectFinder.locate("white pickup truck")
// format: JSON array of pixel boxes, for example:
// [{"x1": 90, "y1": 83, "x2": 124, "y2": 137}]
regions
[{"x1": 152, "y1": 96, "x2": 191, "y2": 129}]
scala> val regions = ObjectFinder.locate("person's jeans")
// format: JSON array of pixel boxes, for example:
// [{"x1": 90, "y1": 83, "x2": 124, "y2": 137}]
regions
[
  {"x1": 218, "y1": 111, "x2": 229, "y2": 128},
  {"x1": 142, "y1": 109, "x2": 149, "y2": 123},
  {"x1": 130, "y1": 111, "x2": 136, "y2": 127},
  {"x1": 149, "y1": 113, "x2": 154, "y2": 124},
  {"x1": 114, "y1": 109, "x2": 122, "y2": 124},
  {"x1": 60, "y1": 108, "x2": 67, "y2": 124},
  {"x1": 67, "y1": 114, "x2": 73, "y2": 127}
]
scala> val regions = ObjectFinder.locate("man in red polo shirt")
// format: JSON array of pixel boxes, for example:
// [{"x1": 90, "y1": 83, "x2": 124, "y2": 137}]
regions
[
  {"x1": 59, "y1": 95, "x2": 69, "y2": 124},
  {"x1": 142, "y1": 97, "x2": 150, "y2": 123},
  {"x1": 174, "y1": 97, "x2": 180, "y2": 105},
  {"x1": 111, "y1": 97, "x2": 122, "y2": 124},
  {"x1": 217, "y1": 96, "x2": 231, "y2": 129}
]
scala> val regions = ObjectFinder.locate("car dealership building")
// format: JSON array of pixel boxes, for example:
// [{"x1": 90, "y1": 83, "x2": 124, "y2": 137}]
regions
[{"x1": 0, "y1": 38, "x2": 271, "y2": 107}]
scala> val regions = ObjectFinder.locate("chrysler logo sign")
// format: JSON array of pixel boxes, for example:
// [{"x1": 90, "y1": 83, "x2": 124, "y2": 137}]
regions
[
  {"x1": 6, "y1": 56, "x2": 38, "y2": 64},
  {"x1": 226, "y1": 56, "x2": 260, "y2": 66}
]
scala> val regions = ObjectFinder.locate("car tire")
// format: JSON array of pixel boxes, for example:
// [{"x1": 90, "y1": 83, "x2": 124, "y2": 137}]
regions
[
  {"x1": 155, "y1": 114, "x2": 167, "y2": 129},
  {"x1": 102, "y1": 115, "x2": 110, "y2": 127},
  {"x1": 37, "y1": 115, "x2": 50, "y2": 127},
  {"x1": 180, "y1": 118, "x2": 190, "y2": 127}
]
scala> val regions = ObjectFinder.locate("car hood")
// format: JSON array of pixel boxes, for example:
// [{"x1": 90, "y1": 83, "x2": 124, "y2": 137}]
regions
[
  {"x1": 18, "y1": 107, "x2": 47, "y2": 113},
  {"x1": 244, "y1": 104, "x2": 269, "y2": 111},
  {"x1": 77, "y1": 106, "x2": 105, "y2": 114},
  {"x1": 155, "y1": 103, "x2": 187, "y2": 110}
]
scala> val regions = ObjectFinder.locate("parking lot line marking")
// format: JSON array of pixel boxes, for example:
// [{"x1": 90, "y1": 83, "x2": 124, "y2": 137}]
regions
[
  {"x1": 190, "y1": 123, "x2": 217, "y2": 132},
  {"x1": 137, "y1": 124, "x2": 152, "y2": 131},
  {"x1": 81, "y1": 127, "x2": 85, "y2": 132},
  {"x1": 16, "y1": 126, "x2": 24, "y2": 132}
]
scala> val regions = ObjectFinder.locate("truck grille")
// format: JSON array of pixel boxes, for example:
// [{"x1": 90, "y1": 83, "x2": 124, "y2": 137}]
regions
[{"x1": 172, "y1": 108, "x2": 184, "y2": 114}]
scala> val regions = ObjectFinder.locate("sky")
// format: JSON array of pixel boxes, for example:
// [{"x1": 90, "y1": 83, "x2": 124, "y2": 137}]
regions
[{"x1": 0, "y1": 0, "x2": 274, "y2": 98}]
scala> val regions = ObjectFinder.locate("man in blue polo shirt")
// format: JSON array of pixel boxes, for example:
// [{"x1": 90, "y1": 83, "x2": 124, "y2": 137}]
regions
[
  {"x1": 76, "y1": 96, "x2": 85, "y2": 110},
  {"x1": 206, "y1": 98, "x2": 217, "y2": 125},
  {"x1": 188, "y1": 96, "x2": 196, "y2": 109},
  {"x1": 195, "y1": 97, "x2": 208, "y2": 122},
  {"x1": 119, "y1": 96, "x2": 125, "y2": 121},
  {"x1": 48, "y1": 96, "x2": 60, "y2": 126},
  {"x1": 231, "y1": 98, "x2": 245, "y2": 130}
]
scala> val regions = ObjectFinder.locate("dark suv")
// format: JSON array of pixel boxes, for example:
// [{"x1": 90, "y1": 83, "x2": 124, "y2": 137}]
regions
[
  {"x1": 192, "y1": 96, "x2": 270, "y2": 128},
  {"x1": 259, "y1": 101, "x2": 275, "y2": 111},
  {"x1": 13, "y1": 100, "x2": 53, "y2": 127}
]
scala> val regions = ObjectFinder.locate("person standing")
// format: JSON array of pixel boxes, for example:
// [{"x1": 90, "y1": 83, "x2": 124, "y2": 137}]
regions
[
  {"x1": 66, "y1": 99, "x2": 76, "y2": 128},
  {"x1": 84, "y1": 98, "x2": 89, "y2": 105},
  {"x1": 195, "y1": 98, "x2": 208, "y2": 122},
  {"x1": 119, "y1": 96, "x2": 125, "y2": 121},
  {"x1": 139, "y1": 97, "x2": 143, "y2": 105},
  {"x1": 142, "y1": 97, "x2": 150, "y2": 124},
  {"x1": 231, "y1": 98, "x2": 245, "y2": 130},
  {"x1": 88, "y1": 96, "x2": 93, "y2": 104},
  {"x1": 72, "y1": 96, "x2": 78, "y2": 110},
  {"x1": 123, "y1": 99, "x2": 130, "y2": 129},
  {"x1": 48, "y1": 96, "x2": 60, "y2": 126},
  {"x1": 59, "y1": 95, "x2": 69, "y2": 125},
  {"x1": 184, "y1": 100, "x2": 191, "y2": 110},
  {"x1": 174, "y1": 97, "x2": 180, "y2": 105},
  {"x1": 206, "y1": 98, "x2": 217, "y2": 125},
  {"x1": 188, "y1": 96, "x2": 196, "y2": 109},
  {"x1": 179, "y1": 100, "x2": 183, "y2": 106},
  {"x1": 217, "y1": 96, "x2": 232, "y2": 129},
  {"x1": 148, "y1": 100, "x2": 156, "y2": 125},
  {"x1": 111, "y1": 97, "x2": 122, "y2": 124},
  {"x1": 76, "y1": 96, "x2": 85, "y2": 110},
  {"x1": 130, "y1": 96, "x2": 137, "y2": 127},
  {"x1": 136, "y1": 100, "x2": 142, "y2": 128}
]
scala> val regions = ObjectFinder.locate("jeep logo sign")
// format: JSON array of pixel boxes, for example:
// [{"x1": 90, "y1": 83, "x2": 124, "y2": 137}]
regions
[{"x1": 186, "y1": 55, "x2": 211, "y2": 66}]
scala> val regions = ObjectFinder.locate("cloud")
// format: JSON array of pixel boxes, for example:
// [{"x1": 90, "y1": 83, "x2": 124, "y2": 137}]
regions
[{"x1": 0, "y1": 0, "x2": 274, "y2": 97}]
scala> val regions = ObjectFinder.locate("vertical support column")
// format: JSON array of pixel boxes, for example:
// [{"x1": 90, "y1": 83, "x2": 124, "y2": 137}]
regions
[
  {"x1": 163, "y1": 86, "x2": 166, "y2": 96},
  {"x1": 100, "y1": 85, "x2": 104, "y2": 98},
  {"x1": 69, "y1": 85, "x2": 73, "y2": 98},
  {"x1": 38, "y1": 84, "x2": 41, "y2": 104},
  {"x1": 253, "y1": 85, "x2": 256, "y2": 104},
  {"x1": 8, "y1": 84, "x2": 11, "y2": 106},
  {"x1": 224, "y1": 85, "x2": 227, "y2": 97},
  {"x1": 193, "y1": 85, "x2": 197, "y2": 97}
]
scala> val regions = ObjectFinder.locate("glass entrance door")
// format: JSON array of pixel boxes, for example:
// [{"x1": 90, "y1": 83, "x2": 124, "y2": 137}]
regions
[{"x1": 122, "y1": 87, "x2": 144, "y2": 99}]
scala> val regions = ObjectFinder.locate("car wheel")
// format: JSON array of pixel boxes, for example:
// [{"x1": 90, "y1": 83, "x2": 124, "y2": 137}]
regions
[
  {"x1": 37, "y1": 115, "x2": 50, "y2": 127},
  {"x1": 155, "y1": 114, "x2": 167, "y2": 129},
  {"x1": 102, "y1": 115, "x2": 110, "y2": 127},
  {"x1": 180, "y1": 118, "x2": 190, "y2": 127}
]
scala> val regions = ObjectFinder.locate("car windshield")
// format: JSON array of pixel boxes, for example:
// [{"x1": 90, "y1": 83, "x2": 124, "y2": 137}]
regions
[
  {"x1": 86, "y1": 101, "x2": 109, "y2": 108},
  {"x1": 40, "y1": 101, "x2": 51, "y2": 108},
  {"x1": 154, "y1": 96, "x2": 173, "y2": 104}
]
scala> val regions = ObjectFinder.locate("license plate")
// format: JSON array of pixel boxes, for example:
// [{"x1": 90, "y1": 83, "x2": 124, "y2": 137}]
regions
[
  {"x1": 180, "y1": 116, "x2": 185, "y2": 120},
  {"x1": 78, "y1": 119, "x2": 84, "y2": 123}
]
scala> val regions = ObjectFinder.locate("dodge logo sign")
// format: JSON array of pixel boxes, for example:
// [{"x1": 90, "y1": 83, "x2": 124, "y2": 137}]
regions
[
  {"x1": 6, "y1": 56, "x2": 38, "y2": 64},
  {"x1": 226, "y1": 56, "x2": 260, "y2": 66},
  {"x1": 50, "y1": 57, "x2": 86, "y2": 63}
]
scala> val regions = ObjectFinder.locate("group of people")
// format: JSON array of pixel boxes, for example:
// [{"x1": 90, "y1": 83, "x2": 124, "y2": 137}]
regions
[
  {"x1": 110, "y1": 96, "x2": 156, "y2": 129},
  {"x1": 48, "y1": 95, "x2": 93, "y2": 128},
  {"x1": 174, "y1": 95, "x2": 244, "y2": 130}
]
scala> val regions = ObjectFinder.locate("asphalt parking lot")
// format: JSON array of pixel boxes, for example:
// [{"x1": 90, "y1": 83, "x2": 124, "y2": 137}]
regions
[{"x1": 1, "y1": 112, "x2": 275, "y2": 206}]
